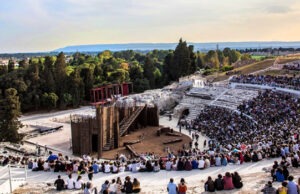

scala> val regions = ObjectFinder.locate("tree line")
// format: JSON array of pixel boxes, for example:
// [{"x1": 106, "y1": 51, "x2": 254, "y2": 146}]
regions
[
  {"x1": 0, "y1": 39, "x2": 246, "y2": 112},
  {"x1": 0, "y1": 39, "x2": 246, "y2": 142}
]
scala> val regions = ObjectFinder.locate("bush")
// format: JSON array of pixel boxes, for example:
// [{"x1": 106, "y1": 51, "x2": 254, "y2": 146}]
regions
[
  {"x1": 221, "y1": 65, "x2": 234, "y2": 72},
  {"x1": 203, "y1": 68, "x2": 217, "y2": 76}
]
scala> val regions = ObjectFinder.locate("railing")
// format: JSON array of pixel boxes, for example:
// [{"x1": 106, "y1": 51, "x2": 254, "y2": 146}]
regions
[{"x1": 0, "y1": 165, "x2": 27, "y2": 193}]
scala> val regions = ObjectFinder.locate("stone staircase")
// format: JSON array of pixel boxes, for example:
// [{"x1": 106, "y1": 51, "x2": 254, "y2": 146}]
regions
[
  {"x1": 185, "y1": 105, "x2": 204, "y2": 121},
  {"x1": 119, "y1": 105, "x2": 145, "y2": 137}
]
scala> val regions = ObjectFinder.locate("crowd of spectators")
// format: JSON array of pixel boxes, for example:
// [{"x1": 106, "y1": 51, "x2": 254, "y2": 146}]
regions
[
  {"x1": 261, "y1": 157, "x2": 300, "y2": 194},
  {"x1": 204, "y1": 171, "x2": 243, "y2": 192},
  {"x1": 0, "y1": 154, "x2": 29, "y2": 166},
  {"x1": 230, "y1": 74, "x2": 300, "y2": 90},
  {"x1": 1, "y1": 86, "x2": 300, "y2": 193},
  {"x1": 190, "y1": 90, "x2": 300, "y2": 162},
  {"x1": 283, "y1": 62, "x2": 300, "y2": 71},
  {"x1": 53, "y1": 173, "x2": 141, "y2": 194}
]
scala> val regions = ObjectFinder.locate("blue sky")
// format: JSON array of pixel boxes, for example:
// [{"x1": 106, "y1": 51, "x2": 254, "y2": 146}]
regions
[{"x1": 0, "y1": 0, "x2": 300, "y2": 53}]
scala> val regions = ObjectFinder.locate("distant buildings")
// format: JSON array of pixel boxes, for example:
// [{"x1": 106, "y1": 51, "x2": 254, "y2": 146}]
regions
[{"x1": 0, "y1": 58, "x2": 9, "y2": 66}]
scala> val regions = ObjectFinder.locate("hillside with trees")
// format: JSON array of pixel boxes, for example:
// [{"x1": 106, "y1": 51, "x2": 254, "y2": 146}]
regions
[
  {"x1": 0, "y1": 39, "x2": 248, "y2": 113},
  {"x1": 0, "y1": 39, "x2": 264, "y2": 142}
]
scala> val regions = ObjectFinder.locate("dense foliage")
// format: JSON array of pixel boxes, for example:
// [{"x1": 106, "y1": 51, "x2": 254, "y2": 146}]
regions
[
  {"x1": 0, "y1": 88, "x2": 23, "y2": 142},
  {"x1": 0, "y1": 39, "x2": 251, "y2": 142},
  {"x1": 0, "y1": 39, "x2": 245, "y2": 113}
]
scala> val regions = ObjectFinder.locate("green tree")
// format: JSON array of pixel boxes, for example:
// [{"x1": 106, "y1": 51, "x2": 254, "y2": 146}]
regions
[
  {"x1": 188, "y1": 45, "x2": 197, "y2": 73},
  {"x1": 42, "y1": 56, "x2": 56, "y2": 93},
  {"x1": 129, "y1": 62, "x2": 143, "y2": 80},
  {"x1": 109, "y1": 69, "x2": 129, "y2": 83},
  {"x1": 143, "y1": 56, "x2": 156, "y2": 88},
  {"x1": 0, "y1": 65, "x2": 8, "y2": 76},
  {"x1": 80, "y1": 67, "x2": 94, "y2": 100},
  {"x1": 98, "y1": 50, "x2": 112, "y2": 62},
  {"x1": 42, "y1": 92, "x2": 59, "y2": 109},
  {"x1": 205, "y1": 50, "x2": 219, "y2": 68},
  {"x1": 223, "y1": 48, "x2": 241, "y2": 64},
  {"x1": 163, "y1": 52, "x2": 174, "y2": 83},
  {"x1": 54, "y1": 52, "x2": 68, "y2": 107},
  {"x1": 133, "y1": 78, "x2": 150, "y2": 93},
  {"x1": 8, "y1": 59, "x2": 15, "y2": 72},
  {"x1": 94, "y1": 64, "x2": 103, "y2": 84},
  {"x1": 19, "y1": 59, "x2": 29, "y2": 69},
  {"x1": 217, "y1": 50, "x2": 225, "y2": 66},
  {"x1": 172, "y1": 38, "x2": 191, "y2": 79},
  {"x1": 0, "y1": 88, "x2": 23, "y2": 142},
  {"x1": 69, "y1": 69, "x2": 84, "y2": 107},
  {"x1": 241, "y1": 53, "x2": 251, "y2": 61},
  {"x1": 153, "y1": 67, "x2": 163, "y2": 88},
  {"x1": 63, "y1": 93, "x2": 72, "y2": 106},
  {"x1": 196, "y1": 51, "x2": 204, "y2": 69}
]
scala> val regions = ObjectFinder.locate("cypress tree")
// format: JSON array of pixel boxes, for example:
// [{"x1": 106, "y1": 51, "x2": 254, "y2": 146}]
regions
[{"x1": 0, "y1": 88, "x2": 23, "y2": 142}]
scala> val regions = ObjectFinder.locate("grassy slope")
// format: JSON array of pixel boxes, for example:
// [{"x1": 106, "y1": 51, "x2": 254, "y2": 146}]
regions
[
  {"x1": 258, "y1": 69, "x2": 300, "y2": 77},
  {"x1": 277, "y1": 58, "x2": 300, "y2": 64},
  {"x1": 207, "y1": 59, "x2": 275, "y2": 82},
  {"x1": 251, "y1": 55, "x2": 267, "y2": 60}
]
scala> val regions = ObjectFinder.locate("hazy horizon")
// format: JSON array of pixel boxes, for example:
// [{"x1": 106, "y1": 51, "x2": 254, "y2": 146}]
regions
[{"x1": 1, "y1": 0, "x2": 300, "y2": 53}]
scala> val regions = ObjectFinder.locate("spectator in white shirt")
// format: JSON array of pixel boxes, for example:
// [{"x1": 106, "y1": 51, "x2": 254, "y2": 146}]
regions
[
  {"x1": 43, "y1": 160, "x2": 50, "y2": 171},
  {"x1": 75, "y1": 175, "x2": 83, "y2": 190},
  {"x1": 104, "y1": 162, "x2": 111, "y2": 173},
  {"x1": 119, "y1": 164, "x2": 125, "y2": 172},
  {"x1": 66, "y1": 174, "x2": 75, "y2": 190},
  {"x1": 166, "y1": 160, "x2": 173, "y2": 171},
  {"x1": 198, "y1": 157, "x2": 205, "y2": 169},
  {"x1": 32, "y1": 159, "x2": 38, "y2": 170},
  {"x1": 108, "y1": 179, "x2": 117, "y2": 194}
]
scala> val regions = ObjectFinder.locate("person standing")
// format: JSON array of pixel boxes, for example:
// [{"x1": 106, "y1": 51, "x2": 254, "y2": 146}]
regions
[
  {"x1": 88, "y1": 163, "x2": 94, "y2": 181},
  {"x1": 167, "y1": 178, "x2": 177, "y2": 194},
  {"x1": 195, "y1": 133, "x2": 199, "y2": 141},
  {"x1": 44, "y1": 145, "x2": 48, "y2": 154},
  {"x1": 37, "y1": 146, "x2": 41, "y2": 156}
]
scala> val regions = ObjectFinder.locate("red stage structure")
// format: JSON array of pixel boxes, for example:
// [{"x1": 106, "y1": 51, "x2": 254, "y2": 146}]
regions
[{"x1": 90, "y1": 83, "x2": 133, "y2": 105}]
